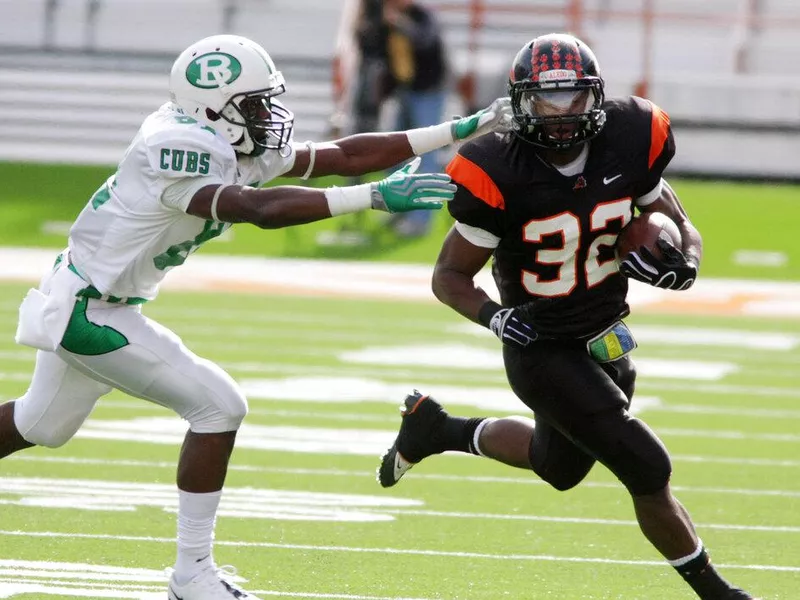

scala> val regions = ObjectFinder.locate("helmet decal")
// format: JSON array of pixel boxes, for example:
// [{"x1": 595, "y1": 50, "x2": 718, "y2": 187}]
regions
[
  {"x1": 170, "y1": 35, "x2": 294, "y2": 156},
  {"x1": 186, "y1": 53, "x2": 243, "y2": 89},
  {"x1": 508, "y1": 33, "x2": 606, "y2": 151}
]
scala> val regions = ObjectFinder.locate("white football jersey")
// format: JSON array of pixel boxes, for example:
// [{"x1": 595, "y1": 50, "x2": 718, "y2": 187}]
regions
[{"x1": 68, "y1": 102, "x2": 297, "y2": 300}]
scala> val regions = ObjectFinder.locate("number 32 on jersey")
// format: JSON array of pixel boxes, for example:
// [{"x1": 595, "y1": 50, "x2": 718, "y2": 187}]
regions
[{"x1": 523, "y1": 198, "x2": 632, "y2": 297}]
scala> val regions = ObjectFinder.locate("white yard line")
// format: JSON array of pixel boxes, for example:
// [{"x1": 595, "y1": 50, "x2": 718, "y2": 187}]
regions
[
  {"x1": 370, "y1": 509, "x2": 800, "y2": 534},
  {"x1": 0, "y1": 530, "x2": 797, "y2": 573},
  {"x1": 636, "y1": 380, "x2": 800, "y2": 398},
  {"x1": 92, "y1": 397, "x2": 800, "y2": 422},
  {"x1": 9, "y1": 456, "x2": 800, "y2": 494}
]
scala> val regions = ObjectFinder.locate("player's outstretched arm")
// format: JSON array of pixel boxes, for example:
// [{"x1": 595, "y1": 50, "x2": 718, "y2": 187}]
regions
[
  {"x1": 285, "y1": 97, "x2": 513, "y2": 179},
  {"x1": 186, "y1": 157, "x2": 454, "y2": 229}
]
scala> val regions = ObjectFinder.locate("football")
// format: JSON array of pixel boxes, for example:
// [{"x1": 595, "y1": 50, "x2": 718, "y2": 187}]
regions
[{"x1": 616, "y1": 212, "x2": 681, "y2": 260}]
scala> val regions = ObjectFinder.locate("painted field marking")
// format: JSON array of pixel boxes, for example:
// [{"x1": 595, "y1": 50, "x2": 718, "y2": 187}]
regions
[
  {"x1": 76, "y1": 417, "x2": 396, "y2": 456},
  {"x1": 96, "y1": 396, "x2": 800, "y2": 423},
  {"x1": 0, "y1": 560, "x2": 430, "y2": 600},
  {"x1": 0, "y1": 475, "x2": 797, "y2": 534},
  {"x1": 7, "y1": 365, "x2": 800, "y2": 424},
  {"x1": 636, "y1": 380, "x2": 800, "y2": 398},
  {"x1": 0, "y1": 477, "x2": 420, "y2": 522},
  {"x1": 4, "y1": 362, "x2": 800, "y2": 400},
  {"x1": 67, "y1": 416, "x2": 800, "y2": 463},
  {"x1": 13, "y1": 453, "x2": 800, "y2": 472},
  {"x1": 372, "y1": 508, "x2": 800, "y2": 533},
  {"x1": 340, "y1": 345, "x2": 738, "y2": 381},
  {"x1": 645, "y1": 403, "x2": 800, "y2": 419},
  {"x1": 0, "y1": 372, "x2": 30, "y2": 382},
  {"x1": 7, "y1": 456, "x2": 800, "y2": 500},
  {"x1": 0, "y1": 530, "x2": 798, "y2": 573}
]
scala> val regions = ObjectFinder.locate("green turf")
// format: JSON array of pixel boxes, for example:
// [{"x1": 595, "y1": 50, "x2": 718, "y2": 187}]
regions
[
  {"x1": 0, "y1": 280, "x2": 798, "y2": 599},
  {"x1": 3, "y1": 161, "x2": 800, "y2": 279}
]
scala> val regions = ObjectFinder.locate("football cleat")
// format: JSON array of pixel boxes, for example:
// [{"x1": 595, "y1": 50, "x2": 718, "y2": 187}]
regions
[
  {"x1": 167, "y1": 564, "x2": 260, "y2": 600},
  {"x1": 725, "y1": 590, "x2": 758, "y2": 600},
  {"x1": 377, "y1": 390, "x2": 446, "y2": 488}
]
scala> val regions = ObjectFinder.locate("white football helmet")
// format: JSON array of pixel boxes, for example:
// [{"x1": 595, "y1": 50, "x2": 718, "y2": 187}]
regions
[{"x1": 169, "y1": 34, "x2": 294, "y2": 156}]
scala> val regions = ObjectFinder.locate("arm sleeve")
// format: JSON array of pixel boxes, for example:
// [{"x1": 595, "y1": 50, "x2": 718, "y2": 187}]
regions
[
  {"x1": 250, "y1": 141, "x2": 298, "y2": 185},
  {"x1": 455, "y1": 222, "x2": 500, "y2": 248},
  {"x1": 635, "y1": 100, "x2": 675, "y2": 198},
  {"x1": 445, "y1": 151, "x2": 506, "y2": 238},
  {"x1": 634, "y1": 178, "x2": 664, "y2": 208},
  {"x1": 160, "y1": 176, "x2": 224, "y2": 212}
]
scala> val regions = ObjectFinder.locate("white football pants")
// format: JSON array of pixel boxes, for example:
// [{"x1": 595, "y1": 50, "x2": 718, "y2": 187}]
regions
[{"x1": 14, "y1": 262, "x2": 248, "y2": 448}]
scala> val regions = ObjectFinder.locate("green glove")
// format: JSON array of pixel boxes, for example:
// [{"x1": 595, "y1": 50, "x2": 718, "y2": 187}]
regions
[
  {"x1": 371, "y1": 157, "x2": 456, "y2": 214},
  {"x1": 450, "y1": 97, "x2": 513, "y2": 142}
]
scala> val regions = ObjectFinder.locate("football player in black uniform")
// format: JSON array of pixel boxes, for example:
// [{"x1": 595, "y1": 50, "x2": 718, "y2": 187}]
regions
[{"x1": 378, "y1": 33, "x2": 756, "y2": 600}]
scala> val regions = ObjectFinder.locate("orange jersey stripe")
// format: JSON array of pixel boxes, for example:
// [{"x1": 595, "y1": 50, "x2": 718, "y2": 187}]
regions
[
  {"x1": 445, "y1": 154, "x2": 505, "y2": 210},
  {"x1": 648, "y1": 101, "x2": 671, "y2": 169}
]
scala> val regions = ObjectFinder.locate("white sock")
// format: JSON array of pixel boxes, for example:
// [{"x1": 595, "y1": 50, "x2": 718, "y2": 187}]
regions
[
  {"x1": 667, "y1": 539, "x2": 704, "y2": 567},
  {"x1": 173, "y1": 489, "x2": 222, "y2": 585},
  {"x1": 472, "y1": 417, "x2": 496, "y2": 457}
]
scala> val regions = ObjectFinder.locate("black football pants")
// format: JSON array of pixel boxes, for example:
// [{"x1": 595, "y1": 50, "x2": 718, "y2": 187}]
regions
[{"x1": 503, "y1": 339, "x2": 672, "y2": 496}]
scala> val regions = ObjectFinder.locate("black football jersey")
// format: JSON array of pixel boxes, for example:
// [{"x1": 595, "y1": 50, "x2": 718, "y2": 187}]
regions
[{"x1": 446, "y1": 96, "x2": 675, "y2": 339}]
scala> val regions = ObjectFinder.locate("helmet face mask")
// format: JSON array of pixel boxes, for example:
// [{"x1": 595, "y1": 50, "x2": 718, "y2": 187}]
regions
[
  {"x1": 169, "y1": 35, "x2": 295, "y2": 157},
  {"x1": 217, "y1": 91, "x2": 294, "y2": 156},
  {"x1": 508, "y1": 34, "x2": 606, "y2": 151}
]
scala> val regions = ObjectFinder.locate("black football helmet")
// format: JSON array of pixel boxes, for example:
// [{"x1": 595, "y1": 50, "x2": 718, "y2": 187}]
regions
[{"x1": 508, "y1": 33, "x2": 606, "y2": 151}]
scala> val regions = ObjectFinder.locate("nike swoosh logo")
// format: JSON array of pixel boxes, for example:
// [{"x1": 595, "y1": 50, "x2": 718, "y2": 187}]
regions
[
  {"x1": 393, "y1": 451, "x2": 413, "y2": 481},
  {"x1": 169, "y1": 585, "x2": 185, "y2": 600},
  {"x1": 603, "y1": 174, "x2": 622, "y2": 185}
]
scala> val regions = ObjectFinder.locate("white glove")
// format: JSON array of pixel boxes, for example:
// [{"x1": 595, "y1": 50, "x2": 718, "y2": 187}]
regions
[
  {"x1": 450, "y1": 97, "x2": 514, "y2": 142},
  {"x1": 406, "y1": 97, "x2": 514, "y2": 156}
]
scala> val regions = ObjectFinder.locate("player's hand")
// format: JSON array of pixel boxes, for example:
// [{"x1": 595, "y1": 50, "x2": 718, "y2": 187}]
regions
[
  {"x1": 450, "y1": 97, "x2": 513, "y2": 142},
  {"x1": 370, "y1": 157, "x2": 456, "y2": 213},
  {"x1": 478, "y1": 301, "x2": 538, "y2": 349},
  {"x1": 620, "y1": 237, "x2": 698, "y2": 291}
]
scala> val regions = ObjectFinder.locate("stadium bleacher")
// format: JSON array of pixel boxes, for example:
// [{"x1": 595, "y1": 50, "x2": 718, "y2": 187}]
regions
[{"x1": 2, "y1": 0, "x2": 800, "y2": 177}]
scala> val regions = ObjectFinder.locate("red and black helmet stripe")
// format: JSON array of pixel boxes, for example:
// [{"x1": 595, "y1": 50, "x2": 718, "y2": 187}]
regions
[{"x1": 507, "y1": 33, "x2": 606, "y2": 151}]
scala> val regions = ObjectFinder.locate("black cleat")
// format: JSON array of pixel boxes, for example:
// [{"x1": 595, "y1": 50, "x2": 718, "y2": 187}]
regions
[
  {"x1": 377, "y1": 390, "x2": 446, "y2": 488},
  {"x1": 725, "y1": 591, "x2": 757, "y2": 600}
]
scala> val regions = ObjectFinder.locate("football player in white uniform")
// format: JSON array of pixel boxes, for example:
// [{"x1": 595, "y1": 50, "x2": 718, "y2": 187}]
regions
[{"x1": 0, "y1": 34, "x2": 513, "y2": 600}]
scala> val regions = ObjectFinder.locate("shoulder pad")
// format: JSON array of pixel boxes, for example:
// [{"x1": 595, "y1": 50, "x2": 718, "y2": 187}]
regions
[
  {"x1": 446, "y1": 134, "x2": 511, "y2": 212},
  {"x1": 454, "y1": 133, "x2": 511, "y2": 181},
  {"x1": 601, "y1": 95, "x2": 674, "y2": 178},
  {"x1": 601, "y1": 96, "x2": 658, "y2": 153},
  {"x1": 141, "y1": 109, "x2": 235, "y2": 179},
  {"x1": 237, "y1": 144, "x2": 297, "y2": 187}
]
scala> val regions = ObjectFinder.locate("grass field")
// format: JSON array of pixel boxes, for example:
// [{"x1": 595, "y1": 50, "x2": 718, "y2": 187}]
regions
[
  {"x1": 3, "y1": 161, "x2": 800, "y2": 280},
  {"x1": 0, "y1": 279, "x2": 798, "y2": 599}
]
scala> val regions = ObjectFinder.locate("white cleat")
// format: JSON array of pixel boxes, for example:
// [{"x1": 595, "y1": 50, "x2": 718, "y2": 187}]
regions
[{"x1": 167, "y1": 564, "x2": 260, "y2": 600}]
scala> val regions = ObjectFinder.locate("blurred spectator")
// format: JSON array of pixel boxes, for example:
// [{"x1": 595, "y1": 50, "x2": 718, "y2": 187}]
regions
[
  {"x1": 332, "y1": 0, "x2": 448, "y2": 239},
  {"x1": 383, "y1": 0, "x2": 448, "y2": 238},
  {"x1": 328, "y1": 0, "x2": 392, "y2": 247},
  {"x1": 355, "y1": 0, "x2": 392, "y2": 136},
  {"x1": 331, "y1": 0, "x2": 390, "y2": 140}
]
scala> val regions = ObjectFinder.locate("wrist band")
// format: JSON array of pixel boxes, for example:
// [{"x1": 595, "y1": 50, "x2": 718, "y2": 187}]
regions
[
  {"x1": 210, "y1": 184, "x2": 233, "y2": 222},
  {"x1": 477, "y1": 300, "x2": 503, "y2": 328},
  {"x1": 324, "y1": 183, "x2": 373, "y2": 216},
  {"x1": 406, "y1": 121, "x2": 455, "y2": 156},
  {"x1": 300, "y1": 141, "x2": 316, "y2": 180}
]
